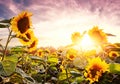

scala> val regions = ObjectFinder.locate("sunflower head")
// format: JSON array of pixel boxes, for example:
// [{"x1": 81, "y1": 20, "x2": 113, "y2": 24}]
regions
[
  {"x1": 11, "y1": 11, "x2": 32, "y2": 34},
  {"x1": 28, "y1": 37, "x2": 38, "y2": 52},
  {"x1": 66, "y1": 48, "x2": 77, "y2": 60},
  {"x1": 109, "y1": 51, "x2": 119, "y2": 59},
  {"x1": 36, "y1": 49, "x2": 44, "y2": 57},
  {"x1": 71, "y1": 32, "x2": 82, "y2": 44},
  {"x1": 88, "y1": 26, "x2": 107, "y2": 45},
  {"x1": 84, "y1": 57, "x2": 109, "y2": 84},
  {"x1": 18, "y1": 29, "x2": 35, "y2": 46}
]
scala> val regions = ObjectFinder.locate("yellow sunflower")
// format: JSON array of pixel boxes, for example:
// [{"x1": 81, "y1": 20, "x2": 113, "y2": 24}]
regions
[
  {"x1": 36, "y1": 49, "x2": 44, "y2": 57},
  {"x1": 109, "y1": 51, "x2": 119, "y2": 59},
  {"x1": 88, "y1": 26, "x2": 107, "y2": 45},
  {"x1": 28, "y1": 37, "x2": 38, "y2": 52},
  {"x1": 71, "y1": 32, "x2": 82, "y2": 44},
  {"x1": 18, "y1": 29, "x2": 35, "y2": 46},
  {"x1": 10, "y1": 11, "x2": 32, "y2": 34},
  {"x1": 84, "y1": 57, "x2": 109, "y2": 84},
  {"x1": 66, "y1": 48, "x2": 77, "y2": 60}
]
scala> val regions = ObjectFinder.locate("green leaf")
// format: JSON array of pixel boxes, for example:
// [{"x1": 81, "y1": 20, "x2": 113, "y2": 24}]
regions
[
  {"x1": 0, "y1": 19, "x2": 10, "y2": 23},
  {"x1": 76, "y1": 77, "x2": 85, "y2": 83},
  {"x1": 58, "y1": 72, "x2": 67, "y2": 81},
  {"x1": 15, "y1": 67, "x2": 28, "y2": 77},
  {"x1": 0, "y1": 24, "x2": 8, "y2": 28},
  {"x1": 4, "y1": 55, "x2": 18, "y2": 63},
  {"x1": 2, "y1": 60, "x2": 16, "y2": 76},
  {"x1": 0, "y1": 62, "x2": 7, "y2": 76},
  {"x1": 25, "y1": 76, "x2": 35, "y2": 83},
  {"x1": 9, "y1": 73, "x2": 24, "y2": 84},
  {"x1": 58, "y1": 70, "x2": 71, "y2": 81},
  {"x1": 15, "y1": 68, "x2": 35, "y2": 83},
  {"x1": 70, "y1": 71, "x2": 82, "y2": 77},
  {"x1": 30, "y1": 56, "x2": 42, "y2": 60},
  {"x1": 109, "y1": 63, "x2": 120, "y2": 74},
  {"x1": 1, "y1": 55, "x2": 18, "y2": 76},
  {"x1": 47, "y1": 57, "x2": 58, "y2": 63}
]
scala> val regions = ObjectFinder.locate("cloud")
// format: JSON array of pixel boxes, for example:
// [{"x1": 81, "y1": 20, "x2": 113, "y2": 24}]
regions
[
  {"x1": 0, "y1": 4, "x2": 14, "y2": 19},
  {"x1": 0, "y1": 0, "x2": 120, "y2": 48},
  {"x1": 31, "y1": 0, "x2": 120, "y2": 47}
]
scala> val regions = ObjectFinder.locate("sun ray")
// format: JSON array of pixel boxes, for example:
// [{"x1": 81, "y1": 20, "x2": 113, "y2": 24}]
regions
[{"x1": 79, "y1": 34, "x2": 95, "y2": 50}]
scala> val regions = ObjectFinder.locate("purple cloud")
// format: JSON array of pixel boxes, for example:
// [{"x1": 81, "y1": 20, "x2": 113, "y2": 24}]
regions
[{"x1": 0, "y1": 0, "x2": 119, "y2": 23}]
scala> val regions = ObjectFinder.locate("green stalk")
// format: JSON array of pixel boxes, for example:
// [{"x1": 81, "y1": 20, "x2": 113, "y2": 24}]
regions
[
  {"x1": 65, "y1": 67, "x2": 70, "y2": 84},
  {"x1": 2, "y1": 30, "x2": 12, "y2": 61}
]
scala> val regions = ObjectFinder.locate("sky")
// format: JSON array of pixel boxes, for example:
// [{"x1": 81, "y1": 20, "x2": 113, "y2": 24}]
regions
[{"x1": 0, "y1": 0, "x2": 120, "y2": 48}]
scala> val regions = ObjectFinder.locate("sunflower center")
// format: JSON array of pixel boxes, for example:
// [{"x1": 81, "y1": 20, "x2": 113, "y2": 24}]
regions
[
  {"x1": 112, "y1": 53, "x2": 117, "y2": 57},
  {"x1": 39, "y1": 52, "x2": 42, "y2": 56},
  {"x1": 90, "y1": 64, "x2": 102, "y2": 78},
  {"x1": 69, "y1": 55, "x2": 74, "y2": 59},
  {"x1": 17, "y1": 17, "x2": 30, "y2": 33}
]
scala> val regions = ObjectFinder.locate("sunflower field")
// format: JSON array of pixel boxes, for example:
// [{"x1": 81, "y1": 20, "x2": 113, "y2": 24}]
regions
[{"x1": 0, "y1": 11, "x2": 120, "y2": 84}]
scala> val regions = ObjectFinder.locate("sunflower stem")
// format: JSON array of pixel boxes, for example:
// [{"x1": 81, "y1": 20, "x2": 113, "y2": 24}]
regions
[
  {"x1": 2, "y1": 30, "x2": 12, "y2": 61},
  {"x1": 65, "y1": 67, "x2": 70, "y2": 84}
]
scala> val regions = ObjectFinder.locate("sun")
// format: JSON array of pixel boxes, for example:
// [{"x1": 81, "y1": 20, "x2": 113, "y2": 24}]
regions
[{"x1": 79, "y1": 34, "x2": 95, "y2": 50}]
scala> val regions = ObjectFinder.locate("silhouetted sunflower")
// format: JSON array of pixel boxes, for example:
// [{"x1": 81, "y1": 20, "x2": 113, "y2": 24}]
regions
[
  {"x1": 88, "y1": 26, "x2": 107, "y2": 45},
  {"x1": 71, "y1": 32, "x2": 82, "y2": 44}
]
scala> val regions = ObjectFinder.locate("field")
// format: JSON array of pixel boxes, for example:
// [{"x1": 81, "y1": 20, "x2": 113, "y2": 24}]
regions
[{"x1": 0, "y1": 11, "x2": 120, "y2": 84}]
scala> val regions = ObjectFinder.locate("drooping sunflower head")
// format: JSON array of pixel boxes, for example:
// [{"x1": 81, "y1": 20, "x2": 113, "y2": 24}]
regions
[
  {"x1": 88, "y1": 26, "x2": 107, "y2": 45},
  {"x1": 84, "y1": 57, "x2": 109, "y2": 84},
  {"x1": 18, "y1": 29, "x2": 35, "y2": 46},
  {"x1": 66, "y1": 48, "x2": 77, "y2": 60},
  {"x1": 28, "y1": 37, "x2": 38, "y2": 52},
  {"x1": 71, "y1": 32, "x2": 82, "y2": 44},
  {"x1": 11, "y1": 11, "x2": 32, "y2": 34},
  {"x1": 109, "y1": 51, "x2": 120, "y2": 59}
]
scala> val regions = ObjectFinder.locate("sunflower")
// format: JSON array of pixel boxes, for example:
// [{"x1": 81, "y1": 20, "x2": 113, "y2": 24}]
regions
[
  {"x1": 88, "y1": 26, "x2": 107, "y2": 45},
  {"x1": 10, "y1": 11, "x2": 32, "y2": 34},
  {"x1": 84, "y1": 57, "x2": 109, "y2": 84},
  {"x1": 18, "y1": 29, "x2": 35, "y2": 46},
  {"x1": 36, "y1": 49, "x2": 44, "y2": 57},
  {"x1": 66, "y1": 48, "x2": 77, "y2": 60},
  {"x1": 109, "y1": 51, "x2": 119, "y2": 59},
  {"x1": 28, "y1": 37, "x2": 38, "y2": 52},
  {"x1": 71, "y1": 32, "x2": 82, "y2": 44}
]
